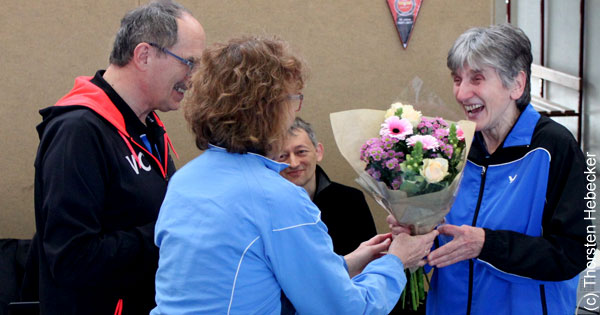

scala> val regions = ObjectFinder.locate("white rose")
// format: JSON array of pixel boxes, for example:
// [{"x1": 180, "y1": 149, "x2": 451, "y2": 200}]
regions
[
  {"x1": 384, "y1": 102, "x2": 404, "y2": 118},
  {"x1": 400, "y1": 105, "x2": 422, "y2": 126},
  {"x1": 420, "y1": 158, "x2": 449, "y2": 183}
]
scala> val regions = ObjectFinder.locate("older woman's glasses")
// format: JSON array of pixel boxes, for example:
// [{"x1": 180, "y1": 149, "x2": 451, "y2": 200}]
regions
[
  {"x1": 148, "y1": 42, "x2": 195, "y2": 71},
  {"x1": 287, "y1": 94, "x2": 303, "y2": 112}
]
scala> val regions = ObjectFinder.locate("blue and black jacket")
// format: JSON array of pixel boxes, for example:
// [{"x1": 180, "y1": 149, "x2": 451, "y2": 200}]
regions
[{"x1": 427, "y1": 104, "x2": 587, "y2": 315}]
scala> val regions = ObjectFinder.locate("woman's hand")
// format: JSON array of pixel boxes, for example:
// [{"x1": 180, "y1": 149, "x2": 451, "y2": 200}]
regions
[
  {"x1": 388, "y1": 229, "x2": 438, "y2": 269},
  {"x1": 427, "y1": 224, "x2": 485, "y2": 267},
  {"x1": 386, "y1": 214, "x2": 411, "y2": 236},
  {"x1": 344, "y1": 233, "x2": 393, "y2": 278}
]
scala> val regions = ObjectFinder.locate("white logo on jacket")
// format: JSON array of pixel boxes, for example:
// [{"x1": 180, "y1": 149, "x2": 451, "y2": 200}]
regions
[
  {"x1": 508, "y1": 174, "x2": 517, "y2": 183},
  {"x1": 125, "y1": 152, "x2": 152, "y2": 174}
]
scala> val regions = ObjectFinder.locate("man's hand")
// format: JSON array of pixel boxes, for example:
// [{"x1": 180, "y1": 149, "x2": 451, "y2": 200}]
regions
[
  {"x1": 388, "y1": 230, "x2": 438, "y2": 269},
  {"x1": 427, "y1": 224, "x2": 485, "y2": 268},
  {"x1": 344, "y1": 233, "x2": 393, "y2": 278}
]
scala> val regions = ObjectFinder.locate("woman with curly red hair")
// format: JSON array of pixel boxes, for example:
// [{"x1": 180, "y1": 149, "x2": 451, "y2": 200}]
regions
[{"x1": 152, "y1": 35, "x2": 437, "y2": 314}]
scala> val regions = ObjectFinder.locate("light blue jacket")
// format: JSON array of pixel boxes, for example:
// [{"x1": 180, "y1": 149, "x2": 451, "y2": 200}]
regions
[{"x1": 152, "y1": 146, "x2": 406, "y2": 314}]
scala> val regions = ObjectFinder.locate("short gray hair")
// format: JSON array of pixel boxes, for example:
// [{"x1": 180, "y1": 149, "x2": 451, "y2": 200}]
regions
[
  {"x1": 289, "y1": 117, "x2": 318, "y2": 148},
  {"x1": 109, "y1": 0, "x2": 190, "y2": 66},
  {"x1": 447, "y1": 23, "x2": 532, "y2": 110}
]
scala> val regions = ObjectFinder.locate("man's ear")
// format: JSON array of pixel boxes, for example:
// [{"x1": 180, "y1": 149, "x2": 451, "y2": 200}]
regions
[
  {"x1": 131, "y1": 42, "x2": 152, "y2": 71},
  {"x1": 510, "y1": 70, "x2": 527, "y2": 100},
  {"x1": 316, "y1": 142, "x2": 324, "y2": 163}
]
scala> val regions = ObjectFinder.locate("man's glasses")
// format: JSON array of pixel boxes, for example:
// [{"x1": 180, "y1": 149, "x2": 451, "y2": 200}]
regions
[
  {"x1": 287, "y1": 94, "x2": 303, "y2": 112},
  {"x1": 148, "y1": 42, "x2": 194, "y2": 71}
]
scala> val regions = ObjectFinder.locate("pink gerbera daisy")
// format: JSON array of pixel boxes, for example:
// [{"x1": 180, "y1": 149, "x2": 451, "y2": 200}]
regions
[
  {"x1": 456, "y1": 126, "x2": 465, "y2": 140},
  {"x1": 406, "y1": 135, "x2": 440, "y2": 150},
  {"x1": 380, "y1": 116, "x2": 413, "y2": 140}
]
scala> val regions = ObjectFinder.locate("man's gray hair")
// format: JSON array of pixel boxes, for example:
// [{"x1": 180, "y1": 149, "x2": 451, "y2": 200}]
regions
[
  {"x1": 447, "y1": 23, "x2": 533, "y2": 110},
  {"x1": 109, "y1": 0, "x2": 190, "y2": 66},
  {"x1": 289, "y1": 117, "x2": 318, "y2": 148}
]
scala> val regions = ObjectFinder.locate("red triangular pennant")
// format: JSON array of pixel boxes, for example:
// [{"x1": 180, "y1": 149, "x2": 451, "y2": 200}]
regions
[{"x1": 387, "y1": 0, "x2": 423, "y2": 49}]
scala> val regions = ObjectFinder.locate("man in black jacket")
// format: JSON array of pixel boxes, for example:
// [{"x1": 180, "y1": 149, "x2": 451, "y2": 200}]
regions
[
  {"x1": 277, "y1": 117, "x2": 378, "y2": 256},
  {"x1": 28, "y1": 1, "x2": 205, "y2": 314}
]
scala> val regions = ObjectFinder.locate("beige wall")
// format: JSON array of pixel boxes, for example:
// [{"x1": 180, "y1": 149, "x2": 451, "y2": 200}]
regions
[{"x1": 0, "y1": 1, "x2": 493, "y2": 239}]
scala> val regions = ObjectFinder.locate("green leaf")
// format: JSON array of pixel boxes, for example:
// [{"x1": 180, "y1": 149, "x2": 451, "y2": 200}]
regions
[
  {"x1": 399, "y1": 180, "x2": 421, "y2": 196},
  {"x1": 395, "y1": 108, "x2": 403, "y2": 117}
]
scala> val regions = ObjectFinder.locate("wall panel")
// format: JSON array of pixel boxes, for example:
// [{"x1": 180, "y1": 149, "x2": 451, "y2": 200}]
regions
[{"x1": 0, "y1": 0, "x2": 492, "y2": 238}]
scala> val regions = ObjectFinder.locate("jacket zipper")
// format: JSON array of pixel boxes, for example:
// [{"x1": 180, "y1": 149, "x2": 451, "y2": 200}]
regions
[
  {"x1": 539, "y1": 285, "x2": 548, "y2": 315},
  {"x1": 122, "y1": 133, "x2": 170, "y2": 181},
  {"x1": 466, "y1": 165, "x2": 487, "y2": 315}
]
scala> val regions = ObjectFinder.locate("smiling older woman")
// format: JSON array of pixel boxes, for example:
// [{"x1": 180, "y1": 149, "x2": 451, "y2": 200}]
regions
[
  {"x1": 389, "y1": 24, "x2": 587, "y2": 315},
  {"x1": 151, "y1": 36, "x2": 437, "y2": 315}
]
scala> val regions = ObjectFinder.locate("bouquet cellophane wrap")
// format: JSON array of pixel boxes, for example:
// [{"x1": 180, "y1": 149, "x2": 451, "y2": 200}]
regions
[{"x1": 330, "y1": 109, "x2": 475, "y2": 235}]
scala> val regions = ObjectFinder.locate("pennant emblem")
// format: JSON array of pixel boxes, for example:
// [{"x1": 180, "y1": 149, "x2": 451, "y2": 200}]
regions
[{"x1": 387, "y1": 0, "x2": 423, "y2": 49}]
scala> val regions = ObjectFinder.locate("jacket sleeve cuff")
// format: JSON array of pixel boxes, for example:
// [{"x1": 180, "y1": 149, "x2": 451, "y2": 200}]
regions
[
  {"x1": 341, "y1": 254, "x2": 349, "y2": 272},
  {"x1": 478, "y1": 228, "x2": 503, "y2": 262}
]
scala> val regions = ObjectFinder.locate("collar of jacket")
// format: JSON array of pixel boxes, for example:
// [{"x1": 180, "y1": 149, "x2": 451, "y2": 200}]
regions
[
  {"x1": 502, "y1": 103, "x2": 541, "y2": 148},
  {"x1": 54, "y1": 76, "x2": 177, "y2": 179},
  {"x1": 314, "y1": 165, "x2": 332, "y2": 197},
  {"x1": 208, "y1": 144, "x2": 289, "y2": 173}
]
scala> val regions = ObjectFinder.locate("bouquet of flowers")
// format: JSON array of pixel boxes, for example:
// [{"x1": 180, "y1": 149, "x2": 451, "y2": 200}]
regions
[
  {"x1": 330, "y1": 102, "x2": 475, "y2": 311},
  {"x1": 362, "y1": 102, "x2": 467, "y2": 201}
]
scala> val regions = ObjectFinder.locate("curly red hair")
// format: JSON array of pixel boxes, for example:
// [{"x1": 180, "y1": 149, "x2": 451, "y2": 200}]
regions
[{"x1": 183, "y1": 35, "x2": 306, "y2": 156}]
